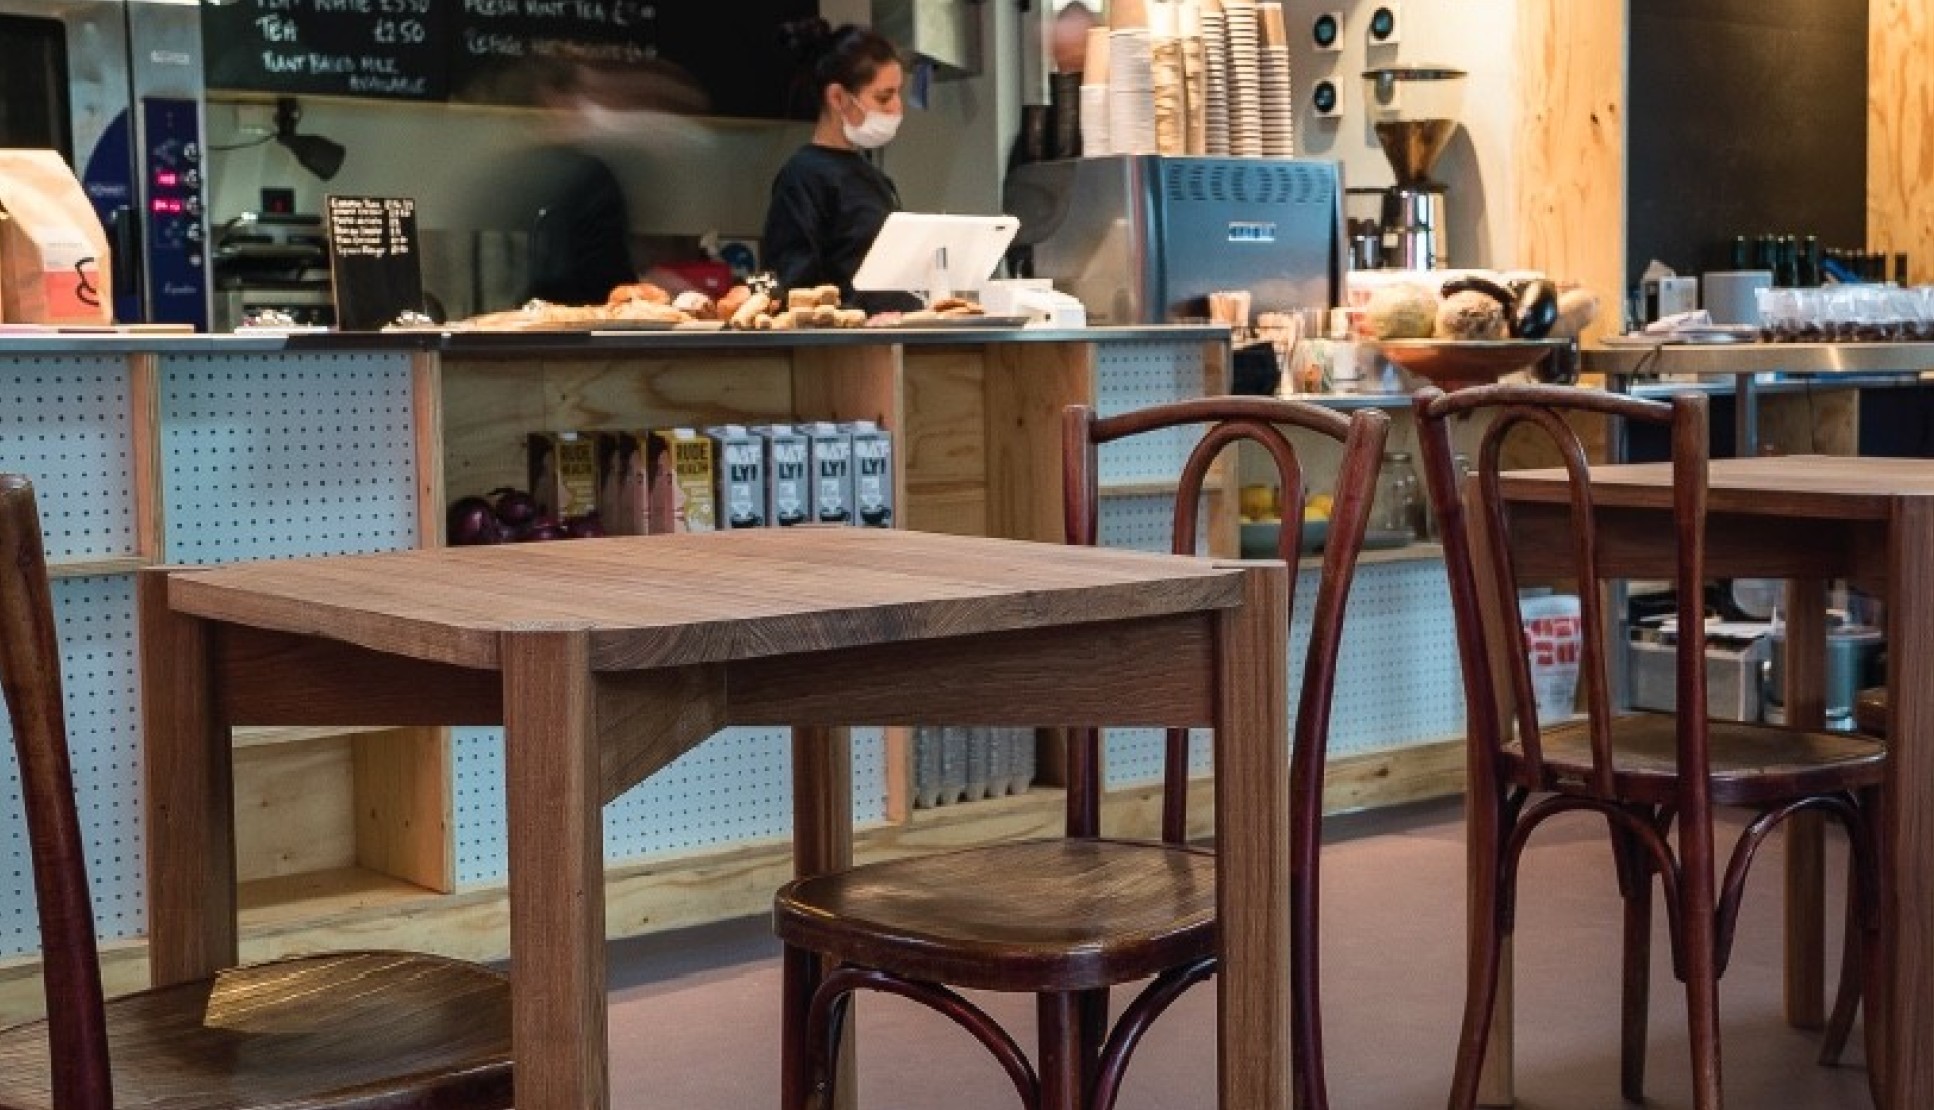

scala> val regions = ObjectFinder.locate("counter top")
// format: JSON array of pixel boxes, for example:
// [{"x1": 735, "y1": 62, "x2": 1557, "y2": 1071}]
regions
[
  {"x1": 0, "y1": 324, "x2": 1228, "y2": 358},
  {"x1": 1583, "y1": 340, "x2": 1934, "y2": 378}
]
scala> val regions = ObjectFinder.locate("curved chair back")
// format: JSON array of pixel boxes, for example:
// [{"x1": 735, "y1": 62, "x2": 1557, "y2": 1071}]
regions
[
  {"x1": 1061, "y1": 397, "x2": 1389, "y2": 843},
  {"x1": 1413, "y1": 385, "x2": 1711, "y2": 802},
  {"x1": 0, "y1": 475, "x2": 113, "y2": 1108}
]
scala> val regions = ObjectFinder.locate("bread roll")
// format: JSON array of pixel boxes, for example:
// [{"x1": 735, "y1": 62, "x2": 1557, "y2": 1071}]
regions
[
  {"x1": 730, "y1": 291, "x2": 771, "y2": 329},
  {"x1": 672, "y1": 290, "x2": 716, "y2": 320},
  {"x1": 814, "y1": 284, "x2": 841, "y2": 307},
  {"x1": 718, "y1": 285, "x2": 752, "y2": 318},
  {"x1": 607, "y1": 281, "x2": 670, "y2": 306}
]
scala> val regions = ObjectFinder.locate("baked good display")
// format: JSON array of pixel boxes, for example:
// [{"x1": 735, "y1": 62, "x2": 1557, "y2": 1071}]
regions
[{"x1": 606, "y1": 281, "x2": 670, "y2": 306}]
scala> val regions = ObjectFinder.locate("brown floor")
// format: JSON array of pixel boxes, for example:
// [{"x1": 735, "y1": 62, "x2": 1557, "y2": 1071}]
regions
[{"x1": 601, "y1": 797, "x2": 1875, "y2": 1108}]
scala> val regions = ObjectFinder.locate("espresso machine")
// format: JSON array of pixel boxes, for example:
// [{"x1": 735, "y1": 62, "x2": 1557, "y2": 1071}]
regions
[{"x1": 1364, "y1": 66, "x2": 1467, "y2": 270}]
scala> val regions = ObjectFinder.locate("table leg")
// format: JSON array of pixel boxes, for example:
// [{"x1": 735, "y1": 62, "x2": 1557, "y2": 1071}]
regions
[
  {"x1": 136, "y1": 569, "x2": 237, "y2": 986},
  {"x1": 503, "y1": 632, "x2": 609, "y2": 1110},
  {"x1": 1782, "y1": 578, "x2": 1828, "y2": 1029},
  {"x1": 1885, "y1": 501, "x2": 1934, "y2": 1106},
  {"x1": 1213, "y1": 565, "x2": 1290, "y2": 1110},
  {"x1": 790, "y1": 726, "x2": 856, "y2": 1110}
]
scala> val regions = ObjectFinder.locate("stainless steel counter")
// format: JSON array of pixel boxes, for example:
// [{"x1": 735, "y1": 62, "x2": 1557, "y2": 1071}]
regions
[
  {"x1": 0, "y1": 324, "x2": 1228, "y2": 358},
  {"x1": 1584, "y1": 340, "x2": 1934, "y2": 378}
]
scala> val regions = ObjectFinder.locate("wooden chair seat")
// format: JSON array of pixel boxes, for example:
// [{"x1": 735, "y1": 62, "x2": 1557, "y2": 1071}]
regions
[
  {"x1": 1504, "y1": 714, "x2": 1887, "y2": 807},
  {"x1": 0, "y1": 952, "x2": 511, "y2": 1110},
  {"x1": 776, "y1": 839, "x2": 1215, "y2": 994}
]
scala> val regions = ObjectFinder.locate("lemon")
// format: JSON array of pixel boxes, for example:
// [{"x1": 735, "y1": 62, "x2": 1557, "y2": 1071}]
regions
[{"x1": 1305, "y1": 493, "x2": 1334, "y2": 521}]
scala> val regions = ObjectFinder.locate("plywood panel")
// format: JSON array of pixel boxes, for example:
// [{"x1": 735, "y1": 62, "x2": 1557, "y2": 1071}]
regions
[
  {"x1": 234, "y1": 738, "x2": 355, "y2": 883},
  {"x1": 1515, "y1": 0, "x2": 1626, "y2": 343},
  {"x1": 353, "y1": 727, "x2": 454, "y2": 892},
  {"x1": 1761, "y1": 388, "x2": 1861, "y2": 458},
  {"x1": 983, "y1": 343, "x2": 1096, "y2": 542},
  {"x1": 1869, "y1": 0, "x2": 1934, "y2": 284},
  {"x1": 440, "y1": 361, "x2": 551, "y2": 499},
  {"x1": 902, "y1": 348, "x2": 989, "y2": 490}
]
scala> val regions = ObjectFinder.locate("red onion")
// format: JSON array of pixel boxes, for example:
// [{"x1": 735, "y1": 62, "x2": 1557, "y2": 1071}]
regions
[
  {"x1": 446, "y1": 496, "x2": 503, "y2": 546},
  {"x1": 563, "y1": 511, "x2": 606, "y2": 539},
  {"x1": 518, "y1": 515, "x2": 566, "y2": 542},
  {"x1": 491, "y1": 487, "x2": 540, "y2": 528}
]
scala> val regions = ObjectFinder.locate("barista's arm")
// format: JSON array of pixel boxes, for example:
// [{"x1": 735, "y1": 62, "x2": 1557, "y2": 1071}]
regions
[{"x1": 762, "y1": 170, "x2": 825, "y2": 292}]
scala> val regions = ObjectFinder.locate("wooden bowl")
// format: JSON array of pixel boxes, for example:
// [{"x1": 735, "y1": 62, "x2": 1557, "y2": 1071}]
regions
[{"x1": 1374, "y1": 338, "x2": 1578, "y2": 391}]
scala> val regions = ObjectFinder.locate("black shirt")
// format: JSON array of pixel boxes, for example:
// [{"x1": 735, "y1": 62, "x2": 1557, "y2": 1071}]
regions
[{"x1": 762, "y1": 144, "x2": 920, "y2": 313}]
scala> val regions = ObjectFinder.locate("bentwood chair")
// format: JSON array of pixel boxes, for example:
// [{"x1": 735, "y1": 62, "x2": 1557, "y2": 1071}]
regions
[
  {"x1": 0, "y1": 475, "x2": 514, "y2": 1110},
  {"x1": 1414, "y1": 385, "x2": 1887, "y2": 1110},
  {"x1": 774, "y1": 397, "x2": 1390, "y2": 1110}
]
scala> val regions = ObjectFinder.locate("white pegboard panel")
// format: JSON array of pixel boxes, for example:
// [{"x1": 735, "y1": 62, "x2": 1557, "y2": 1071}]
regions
[
  {"x1": 0, "y1": 576, "x2": 145, "y2": 959},
  {"x1": 1104, "y1": 557, "x2": 1465, "y2": 788},
  {"x1": 0, "y1": 355, "x2": 140, "y2": 562},
  {"x1": 454, "y1": 725, "x2": 888, "y2": 888},
  {"x1": 158, "y1": 353, "x2": 419, "y2": 563},
  {"x1": 1093, "y1": 341, "x2": 1212, "y2": 485},
  {"x1": 1097, "y1": 493, "x2": 1212, "y2": 555}
]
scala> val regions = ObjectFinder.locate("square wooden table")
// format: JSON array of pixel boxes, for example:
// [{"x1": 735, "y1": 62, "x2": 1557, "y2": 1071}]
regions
[
  {"x1": 1489, "y1": 455, "x2": 1934, "y2": 1108},
  {"x1": 135, "y1": 528, "x2": 1290, "y2": 1110}
]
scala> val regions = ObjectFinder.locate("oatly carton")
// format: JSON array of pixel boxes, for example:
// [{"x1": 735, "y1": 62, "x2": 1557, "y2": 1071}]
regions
[
  {"x1": 758, "y1": 424, "x2": 811, "y2": 527},
  {"x1": 646, "y1": 428, "x2": 717, "y2": 533},
  {"x1": 799, "y1": 421, "x2": 853, "y2": 525},
  {"x1": 527, "y1": 431, "x2": 599, "y2": 521},
  {"x1": 594, "y1": 431, "x2": 649, "y2": 535},
  {"x1": 842, "y1": 420, "x2": 894, "y2": 528},
  {"x1": 707, "y1": 424, "x2": 765, "y2": 529}
]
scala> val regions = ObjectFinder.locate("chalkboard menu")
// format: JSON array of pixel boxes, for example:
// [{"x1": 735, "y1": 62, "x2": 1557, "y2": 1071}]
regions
[
  {"x1": 206, "y1": 1, "x2": 820, "y2": 119},
  {"x1": 324, "y1": 195, "x2": 425, "y2": 331},
  {"x1": 205, "y1": 1, "x2": 451, "y2": 102}
]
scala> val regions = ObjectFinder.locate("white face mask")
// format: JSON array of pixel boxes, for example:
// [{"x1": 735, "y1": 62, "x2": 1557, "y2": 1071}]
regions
[
  {"x1": 839, "y1": 87, "x2": 905, "y2": 149},
  {"x1": 841, "y1": 102, "x2": 902, "y2": 149}
]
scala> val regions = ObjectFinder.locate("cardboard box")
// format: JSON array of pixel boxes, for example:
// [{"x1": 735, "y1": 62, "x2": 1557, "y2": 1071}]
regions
[
  {"x1": 708, "y1": 425, "x2": 765, "y2": 529},
  {"x1": 0, "y1": 150, "x2": 113, "y2": 326},
  {"x1": 527, "y1": 431, "x2": 599, "y2": 521},
  {"x1": 843, "y1": 421, "x2": 894, "y2": 528},
  {"x1": 647, "y1": 428, "x2": 717, "y2": 533},
  {"x1": 758, "y1": 425, "x2": 811, "y2": 527},
  {"x1": 595, "y1": 431, "x2": 649, "y2": 536},
  {"x1": 800, "y1": 422, "x2": 853, "y2": 525}
]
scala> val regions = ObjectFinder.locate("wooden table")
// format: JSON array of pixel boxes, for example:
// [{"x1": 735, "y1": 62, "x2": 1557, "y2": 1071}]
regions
[
  {"x1": 135, "y1": 528, "x2": 1290, "y2": 1110},
  {"x1": 1487, "y1": 455, "x2": 1934, "y2": 1108}
]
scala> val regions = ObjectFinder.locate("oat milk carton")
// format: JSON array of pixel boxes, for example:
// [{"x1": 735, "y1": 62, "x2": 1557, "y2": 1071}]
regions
[
  {"x1": 527, "y1": 431, "x2": 599, "y2": 520},
  {"x1": 647, "y1": 428, "x2": 717, "y2": 533},
  {"x1": 799, "y1": 421, "x2": 853, "y2": 525},
  {"x1": 842, "y1": 420, "x2": 894, "y2": 528},
  {"x1": 757, "y1": 424, "x2": 811, "y2": 527},
  {"x1": 594, "y1": 431, "x2": 649, "y2": 535},
  {"x1": 707, "y1": 424, "x2": 765, "y2": 529}
]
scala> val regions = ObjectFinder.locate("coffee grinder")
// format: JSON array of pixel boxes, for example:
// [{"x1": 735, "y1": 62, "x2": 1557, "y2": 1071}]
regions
[{"x1": 1363, "y1": 66, "x2": 1467, "y2": 270}]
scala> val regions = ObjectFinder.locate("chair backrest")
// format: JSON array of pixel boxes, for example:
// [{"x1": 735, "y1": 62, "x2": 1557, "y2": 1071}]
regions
[
  {"x1": 1061, "y1": 397, "x2": 1389, "y2": 843},
  {"x1": 0, "y1": 475, "x2": 112, "y2": 1108},
  {"x1": 1412, "y1": 385, "x2": 1710, "y2": 802}
]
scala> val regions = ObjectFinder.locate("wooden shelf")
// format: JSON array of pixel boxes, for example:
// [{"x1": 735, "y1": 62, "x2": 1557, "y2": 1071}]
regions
[
  {"x1": 232, "y1": 724, "x2": 412, "y2": 751},
  {"x1": 238, "y1": 866, "x2": 443, "y2": 932},
  {"x1": 1098, "y1": 478, "x2": 1229, "y2": 498},
  {"x1": 47, "y1": 555, "x2": 152, "y2": 579}
]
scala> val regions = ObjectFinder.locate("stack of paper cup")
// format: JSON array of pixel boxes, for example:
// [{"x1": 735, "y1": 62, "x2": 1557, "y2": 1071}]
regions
[
  {"x1": 1107, "y1": 27, "x2": 1157, "y2": 155},
  {"x1": 1150, "y1": 2, "x2": 1186, "y2": 156},
  {"x1": 1179, "y1": 1, "x2": 1208, "y2": 155},
  {"x1": 1201, "y1": 0, "x2": 1230, "y2": 155},
  {"x1": 1081, "y1": 26, "x2": 1112, "y2": 157},
  {"x1": 1222, "y1": 0, "x2": 1263, "y2": 156},
  {"x1": 1258, "y1": 3, "x2": 1294, "y2": 155}
]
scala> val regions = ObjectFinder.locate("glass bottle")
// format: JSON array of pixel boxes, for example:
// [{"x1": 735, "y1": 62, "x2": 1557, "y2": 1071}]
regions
[{"x1": 1375, "y1": 450, "x2": 1422, "y2": 540}]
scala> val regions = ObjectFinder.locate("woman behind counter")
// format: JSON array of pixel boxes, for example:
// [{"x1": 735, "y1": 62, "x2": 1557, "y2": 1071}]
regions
[{"x1": 764, "y1": 24, "x2": 920, "y2": 314}]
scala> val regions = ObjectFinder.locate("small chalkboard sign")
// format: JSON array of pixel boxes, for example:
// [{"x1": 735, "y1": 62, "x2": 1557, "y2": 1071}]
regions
[{"x1": 324, "y1": 195, "x2": 424, "y2": 331}]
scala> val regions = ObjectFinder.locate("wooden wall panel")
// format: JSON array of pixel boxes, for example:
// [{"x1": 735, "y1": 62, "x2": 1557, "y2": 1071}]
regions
[
  {"x1": 1514, "y1": 0, "x2": 1627, "y2": 343},
  {"x1": 234, "y1": 739, "x2": 355, "y2": 883},
  {"x1": 1870, "y1": 0, "x2": 1934, "y2": 283}
]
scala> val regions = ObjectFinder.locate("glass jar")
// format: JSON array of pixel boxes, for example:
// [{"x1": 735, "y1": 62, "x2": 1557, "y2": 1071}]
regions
[{"x1": 1375, "y1": 450, "x2": 1422, "y2": 540}]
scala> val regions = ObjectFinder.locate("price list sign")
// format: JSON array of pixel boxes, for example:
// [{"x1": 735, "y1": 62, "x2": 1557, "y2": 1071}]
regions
[
  {"x1": 206, "y1": 0, "x2": 452, "y2": 101},
  {"x1": 451, "y1": 0, "x2": 658, "y2": 101},
  {"x1": 324, "y1": 195, "x2": 425, "y2": 331}
]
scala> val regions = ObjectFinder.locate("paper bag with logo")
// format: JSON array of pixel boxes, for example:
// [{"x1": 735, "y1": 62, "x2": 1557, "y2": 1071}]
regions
[{"x1": 0, "y1": 149, "x2": 112, "y2": 325}]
